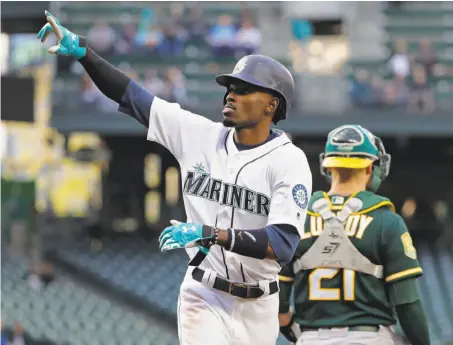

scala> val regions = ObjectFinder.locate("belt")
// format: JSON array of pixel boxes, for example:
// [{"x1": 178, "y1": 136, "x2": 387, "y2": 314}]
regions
[
  {"x1": 301, "y1": 325, "x2": 379, "y2": 333},
  {"x1": 192, "y1": 267, "x2": 279, "y2": 299}
]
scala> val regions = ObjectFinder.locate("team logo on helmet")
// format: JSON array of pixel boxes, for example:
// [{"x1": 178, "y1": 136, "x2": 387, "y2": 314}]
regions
[
  {"x1": 292, "y1": 184, "x2": 308, "y2": 210},
  {"x1": 233, "y1": 56, "x2": 250, "y2": 73}
]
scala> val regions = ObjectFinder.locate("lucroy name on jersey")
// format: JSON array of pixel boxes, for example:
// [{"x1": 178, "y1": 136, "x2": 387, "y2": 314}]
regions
[
  {"x1": 302, "y1": 214, "x2": 374, "y2": 240},
  {"x1": 183, "y1": 171, "x2": 271, "y2": 216}
]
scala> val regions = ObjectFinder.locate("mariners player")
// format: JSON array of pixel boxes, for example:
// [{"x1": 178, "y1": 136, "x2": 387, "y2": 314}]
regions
[
  {"x1": 38, "y1": 12, "x2": 312, "y2": 345},
  {"x1": 278, "y1": 125, "x2": 431, "y2": 345}
]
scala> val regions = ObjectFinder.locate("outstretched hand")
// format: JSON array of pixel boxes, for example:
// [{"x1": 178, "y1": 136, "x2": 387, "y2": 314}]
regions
[{"x1": 37, "y1": 10, "x2": 86, "y2": 59}]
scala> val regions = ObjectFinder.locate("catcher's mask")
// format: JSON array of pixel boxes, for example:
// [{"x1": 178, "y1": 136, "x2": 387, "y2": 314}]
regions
[{"x1": 319, "y1": 125, "x2": 391, "y2": 192}]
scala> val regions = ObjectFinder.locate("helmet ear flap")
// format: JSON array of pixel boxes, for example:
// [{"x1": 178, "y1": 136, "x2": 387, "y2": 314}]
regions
[
  {"x1": 319, "y1": 153, "x2": 331, "y2": 181},
  {"x1": 368, "y1": 137, "x2": 391, "y2": 192},
  {"x1": 272, "y1": 97, "x2": 286, "y2": 125}
]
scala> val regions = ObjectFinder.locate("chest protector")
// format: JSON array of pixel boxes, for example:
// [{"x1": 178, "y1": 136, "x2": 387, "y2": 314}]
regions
[{"x1": 293, "y1": 192, "x2": 394, "y2": 279}]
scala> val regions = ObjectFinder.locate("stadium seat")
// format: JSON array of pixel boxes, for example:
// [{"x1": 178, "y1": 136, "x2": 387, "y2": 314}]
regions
[{"x1": 1, "y1": 254, "x2": 179, "y2": 345}]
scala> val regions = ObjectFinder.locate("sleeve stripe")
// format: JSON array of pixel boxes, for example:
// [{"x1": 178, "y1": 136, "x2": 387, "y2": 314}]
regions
[
  {"x1": 385, "y1": 267, "x2": 423, "y2": 282},
  {"x1": 278, "y1": 275, "x2": 294, "y2": 282}
]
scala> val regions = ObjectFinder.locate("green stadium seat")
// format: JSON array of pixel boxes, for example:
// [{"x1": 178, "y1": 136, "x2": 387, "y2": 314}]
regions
[{"x1": 1, "y1": 254, "x2": 179, "y2": 345}]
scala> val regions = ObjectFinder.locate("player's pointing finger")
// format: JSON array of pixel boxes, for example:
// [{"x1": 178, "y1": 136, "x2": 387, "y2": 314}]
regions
[{"x1": 47, "y1": 16, "x2": 63, "y2": 41}]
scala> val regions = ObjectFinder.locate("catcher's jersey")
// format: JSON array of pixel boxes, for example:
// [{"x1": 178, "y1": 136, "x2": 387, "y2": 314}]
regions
[
  {"x1": 279, "y1": 191, "x2": 423, "y2": 327},
  {"x1": 147, "y1": 97, "x2": 312, "y2": 282}
]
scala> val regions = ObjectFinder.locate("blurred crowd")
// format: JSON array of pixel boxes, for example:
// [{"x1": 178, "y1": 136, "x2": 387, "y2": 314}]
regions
[
  {"x1": 349, "y1": 38, "x2": 449, "y2": 114},
  {"x1": 80, "y1": 65, "x2": 191, "y2": 113},
  {"x1": 72, "y1": 4, "x2": 261, "y2": 113},
  {"x1": 1, "y1": 321, "x2": 26, "y2": 345},
  {"x1": 0, "y1": 262, "x2": 55, "y2": 345},
  {"x1": 87, "y1": 5, "x2": 261, "y2": 58}
]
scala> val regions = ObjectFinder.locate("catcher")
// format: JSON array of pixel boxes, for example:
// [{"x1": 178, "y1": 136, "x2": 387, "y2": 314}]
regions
[{"x1": 278, "y1": 125, "x2": 431, "y2": 345}]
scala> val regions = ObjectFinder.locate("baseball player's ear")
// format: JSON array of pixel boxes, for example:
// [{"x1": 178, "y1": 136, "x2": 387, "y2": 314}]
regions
[{"x1": 266, "y1": 98, "x2": 279, "y2": 114}]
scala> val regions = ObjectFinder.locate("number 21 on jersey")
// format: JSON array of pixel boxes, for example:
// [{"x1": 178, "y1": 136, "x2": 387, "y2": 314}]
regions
[{"x1": 309, "y1": 268, "x2": 355, "y2": 301}]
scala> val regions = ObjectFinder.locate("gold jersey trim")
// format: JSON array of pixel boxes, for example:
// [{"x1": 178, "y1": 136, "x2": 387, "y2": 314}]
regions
[
  {"x1": 278, "y1": 275, "x2": 294, "y2": 282},
  {"x1": 385, "y1": 267, "x2": 423, "y2": 282}
]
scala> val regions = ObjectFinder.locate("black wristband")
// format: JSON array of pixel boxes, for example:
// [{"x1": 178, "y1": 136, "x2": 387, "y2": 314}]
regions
[
  {"x1": 198, "y1": 225, "x2": 217, "y2": 247},
  {"x1": 78, "y1": 36, "x2": 87, "y2": 48}
]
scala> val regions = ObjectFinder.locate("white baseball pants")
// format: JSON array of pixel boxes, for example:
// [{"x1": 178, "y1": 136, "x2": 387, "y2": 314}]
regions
[{"x1": 177, "y1": 272, "x2": 280, "y2": 345}]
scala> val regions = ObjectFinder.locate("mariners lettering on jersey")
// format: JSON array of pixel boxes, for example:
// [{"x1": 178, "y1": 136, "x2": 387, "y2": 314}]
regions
[
  {"x1": 302, "y1": 214, "x2": 374, "y2": 240},
  {"x1": 183, "y1": 165, "x2": 271, "y2": 217}
]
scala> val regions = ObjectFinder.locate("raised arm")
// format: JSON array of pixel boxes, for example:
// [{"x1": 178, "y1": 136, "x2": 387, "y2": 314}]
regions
[
  {"x1": 38, "y1": 11, "x2": 219, "y2": 163},
  {"x1": 38, "y1": 11, "x2": 152, "y2": 127}
]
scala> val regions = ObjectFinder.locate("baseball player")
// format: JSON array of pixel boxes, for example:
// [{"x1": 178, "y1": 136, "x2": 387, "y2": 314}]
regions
[
  {"x1": 278, "y1": 125, "x2": 431, "y2": 345},
  {"x1": 38, "y1": 12, "x2": 312, "y2": 345}
]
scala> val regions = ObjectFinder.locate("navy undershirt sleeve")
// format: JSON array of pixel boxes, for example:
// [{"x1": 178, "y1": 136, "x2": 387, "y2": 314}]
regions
[
  {"x1": 118, "y1": 80, "x2": 154, "y2": 127},
  {"x1": 264, "y1": 224, "x2": 300, "y2": 265}
]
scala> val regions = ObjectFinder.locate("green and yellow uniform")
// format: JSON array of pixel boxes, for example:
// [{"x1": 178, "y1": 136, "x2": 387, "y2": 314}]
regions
[
  {"x1": 278, "y1": 125, "x2": 430, "y2": 345},
  {"x1": 279, "y1": 190, "x2": 423, "y2": 328}
]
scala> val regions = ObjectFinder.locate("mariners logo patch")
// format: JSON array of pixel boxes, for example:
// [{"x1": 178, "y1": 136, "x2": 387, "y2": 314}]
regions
[{"x1": 292, "y1": 184, "x2": 308, "y2": 210}]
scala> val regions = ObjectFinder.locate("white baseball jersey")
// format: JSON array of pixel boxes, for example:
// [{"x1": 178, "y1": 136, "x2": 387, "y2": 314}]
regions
[{"x1": 147, "y1": 97, "x2": 312, "y2": 283}]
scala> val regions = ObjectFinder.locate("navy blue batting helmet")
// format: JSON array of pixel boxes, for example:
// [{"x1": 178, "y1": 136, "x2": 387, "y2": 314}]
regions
[{"x1": 215, "y1": 55, "x2": 295, "y2": 124}]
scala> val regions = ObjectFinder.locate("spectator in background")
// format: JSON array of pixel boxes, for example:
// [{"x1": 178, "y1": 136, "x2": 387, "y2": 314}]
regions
[
  {"x1": 160, "y1": 67, "x2": 189, "y2": 106},
  {"x1": 158, "y1": 24, "x2": 186, "y2": 56},
  {"x1": 24, "y1": 261, "x2": 55, "y2": 290},
  {"x1": 409, "y1": 64, "x2": 435, "y2": 113},
  {"x1": 183, "y1": 6, "x2": 207, "y2": 40},
  {"x1": 143, "y1": 69, "x2": 164, "y2": 96},
  {"x1": 158, "y1": 3, "x2": 188, "y2": 56},
  {"x1": 363, "y1": 75, "x2": 385, "y2": 107},
  {"x1": 1, "y1": 321, "x2": 7, "y2": 345},
  {"x1": 414, "y1": 39, "x2": 439, "y2": 77},
  {"x1": 349, "y1": 70, "x2": 384, "y2": 107},
  {"x1": 383, "y1": 74, "x2": 410, "y2": 109},
  {"x1": 8, "y1": 322, "x2": 25, "y2": 345},
  {"x1": 349, "y1": 69, "x2": 371, "y2": 106},
  {"x1": 81, "y1": 72, "x2": 118, "y2": 113},
  {"x1": 87, "y1": 18, "x2": 116, "y2": 56},
  {"x1": 207, "y1": 15, "x2": 237, "y2": 57},
  {"x1": 115, "y1": 22, "x2": 138, "y2": 56},
  {"x1": 235, "y1": 16, "x2": 261, "y2": 55},
  {"x1": 81, "y1": 72, "x2": 101, "y2": 106},
  {"x1": 135, "y1": 8, "x2": 163, "y2": 55},
  {"x1": 169, "y1": 2, "x2": 185, "y2": 29},
  {"x1": 387, "y1": 39, "x2": 411, "y2": 79},
  {"x1": 135, "y1": 24, "x2": 163, "y2": 55}
]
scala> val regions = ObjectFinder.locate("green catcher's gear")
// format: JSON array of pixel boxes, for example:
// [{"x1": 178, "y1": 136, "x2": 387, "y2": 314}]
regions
[
  {"x1": 319, "y1": 125, "x2": 391, "y2": 192},
  {"x1": 293, "y1": 195, "x2": 384, "y2": 278}
]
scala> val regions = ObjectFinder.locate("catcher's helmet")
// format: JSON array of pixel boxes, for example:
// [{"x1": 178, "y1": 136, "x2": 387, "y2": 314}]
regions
[
  {"x1": 215, "y1": 55, "x2": 295, "y2": 124},
  {"x1": 319, "y1": 125, "x2": 391, "y2": 192}
]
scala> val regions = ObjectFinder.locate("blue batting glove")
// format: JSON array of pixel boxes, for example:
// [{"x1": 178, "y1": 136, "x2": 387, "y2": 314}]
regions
[
  {"x1": 159, "y1": 220, "x2": 215, "y2": 252},
  {"x1": 37, "y1": 10, "x2": 86, "y2": 59}
]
